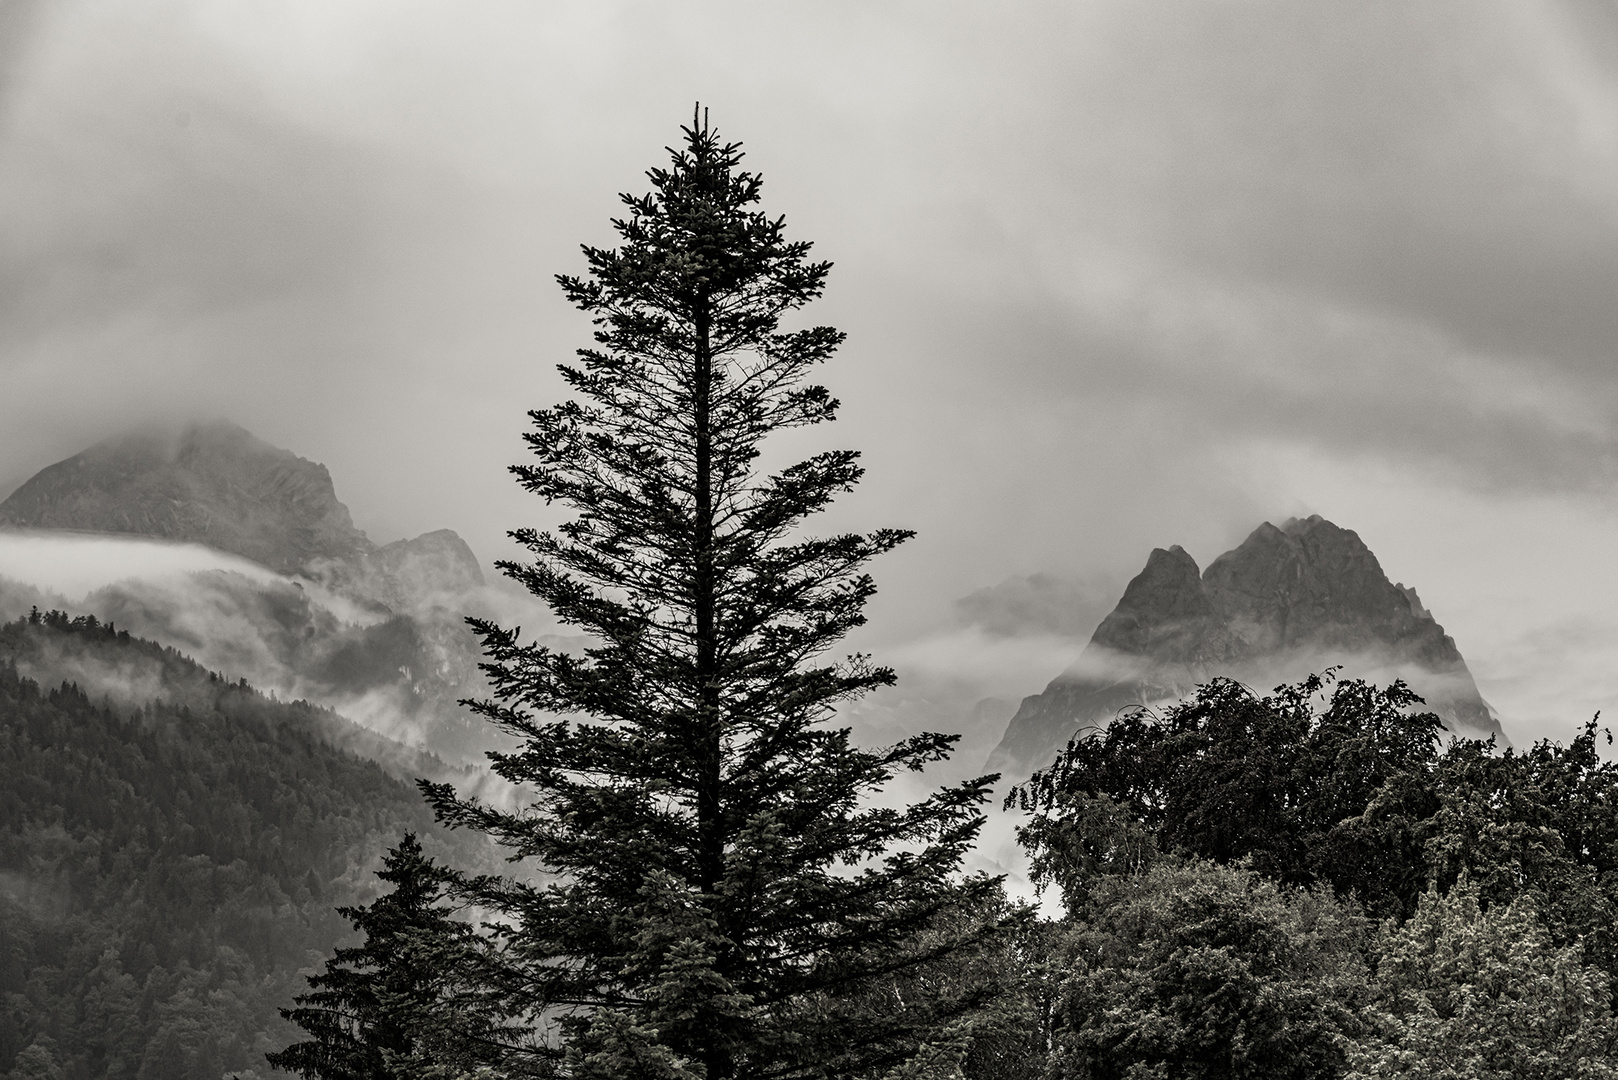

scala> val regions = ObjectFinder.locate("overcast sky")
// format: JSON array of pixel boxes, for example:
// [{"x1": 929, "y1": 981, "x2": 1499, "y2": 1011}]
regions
[{"x1": 3, "y1": 0, "x2": 1618, "y2": 746}]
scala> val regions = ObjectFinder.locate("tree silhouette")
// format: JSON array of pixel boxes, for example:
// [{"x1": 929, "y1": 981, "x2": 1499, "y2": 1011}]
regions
[
  {"x1": 423, "y1": 108, "x2": 1006, "y2": 1080},
  {"x1": 267, "y1": 834, "x2": 526, "y2": 1079}
]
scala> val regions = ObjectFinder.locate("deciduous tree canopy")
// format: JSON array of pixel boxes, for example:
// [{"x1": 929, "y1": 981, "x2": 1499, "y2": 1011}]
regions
[
  {"x1": 1049, "y1": 861, "x2": 1369, "y2": 1080},
  {"x1": 1347, "y1": 881, "x2": 1618, "y2": 1080}
]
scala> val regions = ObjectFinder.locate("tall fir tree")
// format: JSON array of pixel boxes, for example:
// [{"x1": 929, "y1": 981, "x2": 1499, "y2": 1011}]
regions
[
  {"x1": 422, "y1": 109, "x2": 1006, "y2": 1080},
  {"x1": 266, "y1": 834, "x2": 530, "y2": 1080}
]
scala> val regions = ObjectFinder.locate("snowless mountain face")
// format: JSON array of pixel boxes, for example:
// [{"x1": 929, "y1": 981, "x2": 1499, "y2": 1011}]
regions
[
  {"x1": 0, "y1": 421, "x2": 375, "y2": 574},
  {"x1": 0, "y1": 421, "x2": 543, "y2": 764},
  {"x1": 986, "y1": 515, "x2": 1506, "y2": 781}
]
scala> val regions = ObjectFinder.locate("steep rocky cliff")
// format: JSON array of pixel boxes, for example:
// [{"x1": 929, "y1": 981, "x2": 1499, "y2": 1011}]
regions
[
  {"x1": 317, "y1": 528, "x2": 486, "y2": 614},
  {"x1": 986, "y1": 516, "x2": 1503, "y2": 780}
]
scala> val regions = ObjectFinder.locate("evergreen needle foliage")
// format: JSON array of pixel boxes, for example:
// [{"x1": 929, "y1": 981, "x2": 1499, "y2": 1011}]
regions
[
  {"x1": 423, "y1": 109, "x2": 1005, "y2": 1080},
  {"x1": 268, "y1": 834, "x2": 526, "y2": 1080}
]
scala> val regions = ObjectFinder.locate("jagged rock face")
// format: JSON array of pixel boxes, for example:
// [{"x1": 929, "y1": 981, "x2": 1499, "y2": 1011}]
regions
[
  {"x1": 1202, "y1": 520, "x2": 1439, "y2": 659},
  {"x1": 0, "y1": 422, "x2": 373, "y2": 574},
  {"x1": 314, "y1": 528, "x2": 486, "y2": 614},
  {"x1": 378, "y1": 529, "x2": 483, "y2": 594},
  {"x1": 0, "y1": 423, "x2": 486, "y2": 607},
  {"x1": 1091, "y1": 545, "x2": 1236, "y2": 665},
  {"x1": 986, "y1": 516, "x2": 1504, "y2": 781}
]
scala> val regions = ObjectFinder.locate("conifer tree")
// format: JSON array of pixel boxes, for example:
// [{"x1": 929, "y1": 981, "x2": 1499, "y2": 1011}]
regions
[
  {"x1": 266, "y1": 834, "x2": 528, "y2": 1080},
  {"x1": 422, "y1": 109, "x2": 1004, "y2": 1080}
]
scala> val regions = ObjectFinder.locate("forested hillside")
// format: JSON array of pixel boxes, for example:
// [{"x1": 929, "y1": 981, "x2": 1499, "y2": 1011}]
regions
[{"x1": 0, "y1": 613, "x2": 486, "y2": 1080}]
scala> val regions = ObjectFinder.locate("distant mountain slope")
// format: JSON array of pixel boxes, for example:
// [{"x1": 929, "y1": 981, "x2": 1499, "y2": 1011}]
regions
[
  {"x1": 0, "y1": 611, "x2": 495, "y2": 1080},
  {"x1": 0, "y1": 603, "x2": 485, "y2": 789},
  {"x1": 0, "y1": 422, "x2": 372, "y2": 574},
  {"x1": 0, "y1": 420, "x2": 486, "y2": 600},
  {"x1": 0, "y1": 421, "x2": 511, "y2": 765},
  {"x1": 79, "y1": 567, "x2": 506, "y2": 766},
  {"x1": 987, "y1": 516, "x2": 1504, "y2": 780}
]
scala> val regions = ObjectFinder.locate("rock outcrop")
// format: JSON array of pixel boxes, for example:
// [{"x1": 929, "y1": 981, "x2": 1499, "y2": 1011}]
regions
[
  {"x1": 315, "y1": 528, "x2": 486, "y2": 615},
  {"x1": 986, "y1": 516, "x2": 1503, "y2": 780}
]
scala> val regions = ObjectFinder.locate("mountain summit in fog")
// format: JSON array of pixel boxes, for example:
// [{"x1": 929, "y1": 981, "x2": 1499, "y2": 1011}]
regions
[
  {"x1": 0, "y1": 420, "x2": 484, "y2": 599},
  {"x1": 0, "y1": 421, "x2": 373, "y2": 574},
  {"x1": 987, "y1": 515, "x2": 1505, "y2": 780},
  {"x1": 0, "y1": 420, "x2": 506, "y2": 763}
]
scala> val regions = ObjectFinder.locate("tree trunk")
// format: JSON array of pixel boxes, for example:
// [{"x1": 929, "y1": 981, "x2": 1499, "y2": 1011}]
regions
[{"x1": 692, "y1": 301, "x2": 732, "y2": 1080}]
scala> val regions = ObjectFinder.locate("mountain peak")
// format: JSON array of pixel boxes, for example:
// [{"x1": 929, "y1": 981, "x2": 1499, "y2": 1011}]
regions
[
  {"x1": 1091, "y1": 545, "x2": 1231, "y2": 665},
  {"x1": 1201, "y1": 516, "x2": 1405, "y2": 653},
  {"x1": 0, "y1": 421, "x2": 372, "y2": 575},
  {"x1": 1107, "y1": 546, "x2": 1207, "y2": 624},
  {"x1": 986, "y1": 516, "x2": 1504, "y2": 780}
]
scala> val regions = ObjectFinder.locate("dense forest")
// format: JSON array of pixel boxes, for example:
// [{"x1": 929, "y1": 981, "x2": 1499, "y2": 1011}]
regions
[
  {"x1": 0, "y1": 612, "x2": 486, "y2": 1080},
  {"x1": 1001, "y1": 673, "x2": 1618, "y2": 1079}
]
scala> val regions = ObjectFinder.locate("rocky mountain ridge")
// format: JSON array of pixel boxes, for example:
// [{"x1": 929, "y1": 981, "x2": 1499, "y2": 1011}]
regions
[
  {"x1": 0, "y1": 421, "x2": 505, "y2": 764},
  {"x1": 986, "y1": 515, "x2": 1504, "y2": 780},
  {"x1": 0, "y1": 420, "x2": 484, "y2": 606},
  {"x1": 0, "y1": 422, "x2": 372, "y2": 573}
]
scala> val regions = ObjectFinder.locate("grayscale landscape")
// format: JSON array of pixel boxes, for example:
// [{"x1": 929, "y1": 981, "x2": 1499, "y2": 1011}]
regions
[{"x1": 4, "y1": 4, "x2": 1618, "y2": 1079}]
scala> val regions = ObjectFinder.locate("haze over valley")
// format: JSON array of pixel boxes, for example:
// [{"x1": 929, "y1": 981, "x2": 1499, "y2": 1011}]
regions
[{"x1": 0, "y1": 420, "x2": 1562, "y2": 891}]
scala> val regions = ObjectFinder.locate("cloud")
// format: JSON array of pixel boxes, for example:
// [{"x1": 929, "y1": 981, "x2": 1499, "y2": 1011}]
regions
[
  {"x1": 0, "y1": 571, "x2": 64, "y2": 621},
  {"x1": 1473, "y1": 614, "x2": 1618, "y2": 734},
  {"x1": 954, "y1": 572, "x2": 1122, "y2": 640},
  {"x1": 0, "y1": 0, "x2": 47, "y2": 104},
  {"x1": 1040, "y1": 263, "x2": 1618, "y2": 493},
  {"x1": 948, "y1": 0, "x2": 1618, "y2": 496},
  {"x1": 1020, "y1": 1, "x2": 1618, "y2": 364},
  {"x1": 0, "y1": 530, "x2": 281, "y2": 600}
]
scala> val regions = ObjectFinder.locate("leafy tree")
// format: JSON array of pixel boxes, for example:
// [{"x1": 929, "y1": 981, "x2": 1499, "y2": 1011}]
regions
[
  {"x1": 7, "y1": 1037, "x2": 66, "y2": 1080},
  {"x1": 1012, "y1": 790, "x2": 1156, "y2": 917},
  {"x1": 1011, "y1": 674, "x2": 1444, "y2": 918},
  {"x1": 1422, "y1": 722, "x2": 1618, "y2": 975},
  {"x1": 422, "y1": 110, "x2": 1004, "y2": 1080},
  {"x1": 955, "y1": 912, "x2": 1064, "y2": 1080},
  {"x1": 1049, "y1": 861, "x2": 1369, "y2": 1080},
  {"x1": 1014, "y1": 670, "x2": 1618, "y2": 969},
  {"x1": 835, "y1": 890, "x2": 1051, "y2": 1080},
  {"x1": 1346, "y1": 880, "x2": 1618, "y2": 1079},
  {"x1": 267, "y1": 834, "x2": 526, "y2": 1079}
]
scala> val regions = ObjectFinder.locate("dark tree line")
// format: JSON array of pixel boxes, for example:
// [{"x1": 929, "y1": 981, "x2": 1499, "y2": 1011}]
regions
[
  {"x1": 1008, "y1": 672, "x2": 1618, "y2": 1079},
  {"x1": 0, "y1": 614, "x2": 465, "y2": 1080}
]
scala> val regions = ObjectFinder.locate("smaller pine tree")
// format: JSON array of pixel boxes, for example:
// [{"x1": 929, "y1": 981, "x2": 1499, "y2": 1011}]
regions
[{"x1": 266, "y1": 834, "x2": 534, "y2": 1080}]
